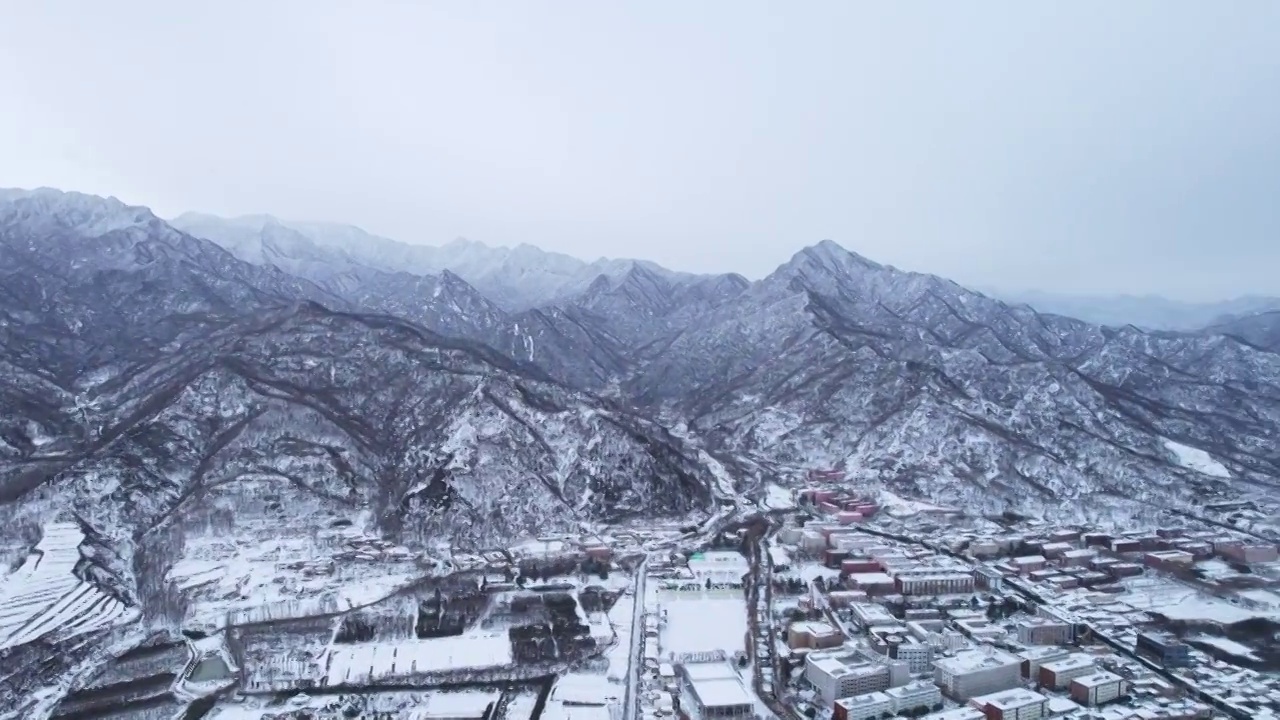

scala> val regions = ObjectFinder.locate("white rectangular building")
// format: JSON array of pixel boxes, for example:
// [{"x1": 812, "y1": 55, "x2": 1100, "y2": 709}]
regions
[
  {"x1": 834, "y1": 692, "x2": 892, "y2": 720},
  {"x1": 1038, "y1": 653, "x2": 1095, "y2": 690},
  {"x1": 970, "y1": 688, "x2": 1048, "y2": 720},
  {"x1": 885, "y1": 681, "x2": 942, "y2": 715},
  {"x1": 805, "y1": 654, "x2": 890, "y2": 705},
  {"x1": 1070, "y1": 670, "x2": 1128, "y2": 707},
  {"x1": 933, "y1": 647, "x2": 1021, "y2": 700}
]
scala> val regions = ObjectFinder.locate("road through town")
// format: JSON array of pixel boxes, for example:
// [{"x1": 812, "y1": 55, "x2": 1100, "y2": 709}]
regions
[{"x1": 622, "y1": 558, "x2": 648, "y2": 720}]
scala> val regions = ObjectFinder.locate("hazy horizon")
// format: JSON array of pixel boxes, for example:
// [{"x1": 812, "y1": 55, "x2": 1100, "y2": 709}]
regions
[{"x1": 3, "y1": 2, "x2": 1278, "y2": 301}]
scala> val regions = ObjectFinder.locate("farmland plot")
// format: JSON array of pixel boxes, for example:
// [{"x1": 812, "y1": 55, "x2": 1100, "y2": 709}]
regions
[{"x1": 0, "y1": 522, "x2": 137, "y2": 650}]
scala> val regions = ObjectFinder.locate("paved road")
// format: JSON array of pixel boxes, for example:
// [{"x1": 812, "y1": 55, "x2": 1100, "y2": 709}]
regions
[{"x1": 622, "y1": 559, "x2": 649, "y2": 720}]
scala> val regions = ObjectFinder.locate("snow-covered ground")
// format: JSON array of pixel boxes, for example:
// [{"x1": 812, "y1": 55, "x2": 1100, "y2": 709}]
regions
[
  {"x1": 1121, "y1": 578, "x2": 1276, "y2": 624},
  {"x1": 763, "y1": 484, "x2": 795, "y2": 511},
  {"x1": 208, "y1": 688, "x2": 501, "y2": 719},
  {"x1": 0, "y1": 521, "x2": 137, "y2": 650},
  {"x1": 171, "y1": 522, "x2": 426, "y2": 629},
  {"x1": 657, "y1": 590, "x2": 747, "y2": 657},
  {"x1": 876, "y1": 490, "x2": 956, "y2": 518},
  {"x1": 326, "y1": 632, "x2": 512, "y2": 684},
  {"x1": 1189, "y1": 635, "x2": 1261, "y2": 662},
  {"x1": 1163, "y1": 439, "x2": 1231, "y2": 478}
]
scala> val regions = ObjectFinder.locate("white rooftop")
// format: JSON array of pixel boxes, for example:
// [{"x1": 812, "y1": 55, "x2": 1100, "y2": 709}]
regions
[
  {"x1": 681, "y1": 662, "x2": 754, "y2": 710},
  {"x1": 1041, "y1": 653, "x2": 1095, "y2": 673},
  {"x1": 1072, "y1": 670, "x2": 1125, "y2": 688},
  {"x1": 972, "y1": 688, "x2": 1047, "y2": 710},
  {"x1": 934, "y1": 647, "x2": 1020, "y2": 674}
]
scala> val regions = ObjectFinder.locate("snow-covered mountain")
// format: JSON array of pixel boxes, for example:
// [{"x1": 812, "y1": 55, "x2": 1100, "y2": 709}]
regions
[
  {"x1": 995, "y1": 288, "x2": 1280, "y2": 330},
  {"x1": 6, "y1": 188, "x2": 1280, "y2": 632},
  {"x1": 0, "y1": 191, "x2": 718, "y2": 555},
  {"x1": 620, "y1": 241, "x2": 1280, "y2": 520},
  {"x1": 171, "y1": 212, "x2": 694, "y2": 311}
]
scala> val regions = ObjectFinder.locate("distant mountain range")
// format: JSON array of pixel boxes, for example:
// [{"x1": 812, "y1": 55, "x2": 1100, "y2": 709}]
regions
[
  {"x1": 993, "y1": 289, "x2": 1280, "y2": 331},
  {"x1": 3, "y1": 187, "x2": 1280, "y2": 642}
]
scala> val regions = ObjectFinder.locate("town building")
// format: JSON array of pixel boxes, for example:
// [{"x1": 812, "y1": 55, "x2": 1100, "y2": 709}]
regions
[
  {"x1": 847, "y1": 572, "x2": 896, "y2": 596},
  {"x1": 895, "y1": 571, "x2": 975, "y2": 596},
  {"x1": 1069, "y1": 670, "x2": 1128, "y2": 707},
  {"x1": 676, "y1": 662, "x2": 755, "y2": 720},
  {"x1": 840, "y1": 558, "x2": 881, "y2": 574},
  {"x1": 1037, "y1": 653, "x2": 1095, "y2": 690},
  {"x1": 974, "y1": 566, "x2": 1004, "y2": 592},
  {"x1": 805, "y1": 653, "x2": 892, "y2": 705},
  {"x1": 921, "y1": 710, "x2": 984, "y2": 720},
  {"x1": 1108, "y1": 538, "x2": 1141, "y2": 554},
  {"x1": 788, "y1": 621, "x2": 844, "y2": 650},
  {"x1": 1041, "y1": 542, "x2": 1074, "y2": 559},
  {"x1": 969, "y1": 688, "x2": 1049, "y2": 720},
  {"x1": 933, "y1": 647, "x2": 1022, "y2": 700},
  {"x1": 1059, "y1": 549, "x2": 1096, "y2": 567},
  {"x1": 1221, "y1": 543, "x2": 1279, "y2": 564},
  {"x1": 833, "y1": 692, "x2": 891, "y2": 720},
  {"x1": 1135, "y1": 632, "x2": 1191, "y2": 667},
  {"x1": 884, "y1": 681, "x2": 943, "y2": 715},
  {"x1": 1011, "y1": 555, "x2": 1046, "y2": 574},
  {"x1": 1143, "y1": 550, "x2": 1195, "y2": 571},
  {"x1": 1016, "y1": 647, "x2": 1071, "y2": 680},
  {"x1": 1014, "y1": 618, "x2": 1072, "y2": 646},
  {"x1": 870, "y1": 631, "x2": 935, "y2": 673},
  {"x1": 850, "y1": 603, "x2": 898, "y2": 629}
]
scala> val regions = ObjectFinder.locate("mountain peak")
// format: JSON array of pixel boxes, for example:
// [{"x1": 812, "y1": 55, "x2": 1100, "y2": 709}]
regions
[
  {"x1": 796, "y1": 239, "x2": 881, "y2": 271},
  {"x1": 0, "y1": 187, "x2": 157, "y2": 237}
]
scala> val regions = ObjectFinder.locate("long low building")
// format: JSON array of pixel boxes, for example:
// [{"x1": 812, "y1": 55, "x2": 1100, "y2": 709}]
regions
[{"x1": 677, "y1": 662, "x2": 755, "y2": 720}]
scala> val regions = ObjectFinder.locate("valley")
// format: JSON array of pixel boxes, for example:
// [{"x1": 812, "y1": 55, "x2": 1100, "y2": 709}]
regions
[{"x1": 0, "y1": 188, "x2": 1278, "y2": 718}]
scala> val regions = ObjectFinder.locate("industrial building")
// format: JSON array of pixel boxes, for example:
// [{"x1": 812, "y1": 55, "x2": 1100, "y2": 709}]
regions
[
  {"x1": 676, "y1": 662, "x2": 755, "y2": 720},
  {"x1": 1069, "y1": 670, "x2": 1128, "y2": 707},
  {"x1": 933, "y1": 647, "x2": 1022, "y2": 700}
]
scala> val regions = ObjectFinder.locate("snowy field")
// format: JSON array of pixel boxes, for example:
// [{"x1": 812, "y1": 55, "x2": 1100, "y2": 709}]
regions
[
  {"x1": 1190, "y1": 635, "x2": 1261, "y2": 662},
  {"x1": 171, "y1": 521, "x2": 426, "y2": 629},
  {"x1": 657, "y1": 590, "x2": 747, "y2": 657},
  {"x1": 876, "y1": 490, "x2": 956, "y2": 518},
  {"x1": 1121, "y1": 577, "x2": 1277, "y2": 624},
  {"x1": 325, "y1": 632, "x2": 513, "y2": 684},
  {"x1": 0, "y1": 521, "x2": 137, "y2": 650},
  {"x1": 1163, "y1": 439, "x2": 1231, "y2": 478},
  {"x1": 208, "y1": 688, "x2": 500, "y2": 719}
]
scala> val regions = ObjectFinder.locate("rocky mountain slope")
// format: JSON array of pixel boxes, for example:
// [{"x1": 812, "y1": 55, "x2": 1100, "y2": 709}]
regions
[
  {"x1": 9, "y1": 188, "x2": 1280, "y2": 534},
  {"x1": 624, "y1": 241, "x2": 1280, "y2": 520},
  {"x1": 0, "y1": 191, "x2": 716, "y2": 557}
]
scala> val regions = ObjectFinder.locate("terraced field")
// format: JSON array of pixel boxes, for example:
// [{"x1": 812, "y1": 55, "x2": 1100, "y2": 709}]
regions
[{"x1": 0, "y1": 522, "x2": 137, "y2": 650}]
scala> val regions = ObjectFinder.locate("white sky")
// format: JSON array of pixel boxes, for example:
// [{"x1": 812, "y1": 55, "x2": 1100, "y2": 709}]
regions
[{"x1": 2, "y1": 1, "x2": 1278, "y2": 300}]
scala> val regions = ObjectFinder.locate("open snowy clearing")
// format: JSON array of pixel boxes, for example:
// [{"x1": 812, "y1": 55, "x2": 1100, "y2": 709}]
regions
[
  {"x1": 657, "y1": 590, "x2": 747, "y2": 657},
  {"x1": 325, "y1": 632, "x2": 513, "y2": 684},
  {"x1": 876, "y1": 490, "x2": 956, "y2": 517},
  {"x1": 763, "y1": 483, "x2": 795, "y2": 510},
  {"x1": 0, "y1": 521, "x2": 136, "y2": 650},
  {"x1": 1163, "y1": 439, "x2": 1231, "y2": 478}
]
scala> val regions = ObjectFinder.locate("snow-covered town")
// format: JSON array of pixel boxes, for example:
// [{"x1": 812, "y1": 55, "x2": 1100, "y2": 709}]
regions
[{"x1": 3, "y1": 473, "x2": 1280, "y2": 720}]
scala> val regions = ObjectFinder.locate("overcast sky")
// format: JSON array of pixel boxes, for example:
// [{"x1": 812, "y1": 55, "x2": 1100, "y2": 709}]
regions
[{"x1": 2, "y1": 2, "x2": 1278, "y2": 300}]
